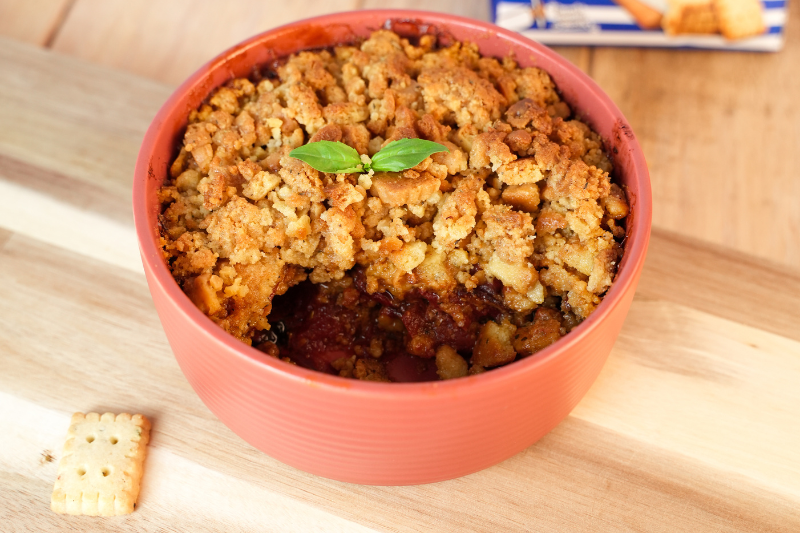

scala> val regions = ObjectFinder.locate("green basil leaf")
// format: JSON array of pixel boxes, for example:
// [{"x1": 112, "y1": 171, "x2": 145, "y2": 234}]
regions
[
  {"x1": 338, "y1": 166, "x2": 366, "y2": 174},
  {"x1": 289, "y1": 140, "x2": 362, "y2": 173},
  {"x1": 370, "y1": 139, "x2": 449, "y2": 172}
]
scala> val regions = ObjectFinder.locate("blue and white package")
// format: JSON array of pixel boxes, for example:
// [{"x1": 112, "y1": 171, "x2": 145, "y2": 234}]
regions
[{"x1": 492, "y1": 0, "x2": 788, "y2": 51}]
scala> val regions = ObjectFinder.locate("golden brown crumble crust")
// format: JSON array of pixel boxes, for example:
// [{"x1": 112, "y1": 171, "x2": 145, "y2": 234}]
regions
[{"x1": 159, "y1": 30, "x2": 628, "y2": 376}]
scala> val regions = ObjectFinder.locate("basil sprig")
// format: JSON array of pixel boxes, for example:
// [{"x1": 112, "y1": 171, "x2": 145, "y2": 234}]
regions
[{"x1": 290, "y1": 138, "x2": 448, "y2": 174}]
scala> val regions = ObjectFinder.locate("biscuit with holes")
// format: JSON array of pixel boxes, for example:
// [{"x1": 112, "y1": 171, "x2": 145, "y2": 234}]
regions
[
  {"x1": 713, "y1": 0, "x2": 765, "y2": 39},
  {"x1": 51, "y1": 412, "x2": 151, "y2": 516}
]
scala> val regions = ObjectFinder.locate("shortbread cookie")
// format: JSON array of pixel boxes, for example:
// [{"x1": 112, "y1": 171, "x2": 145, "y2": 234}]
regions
[
  {"x1": 663, "y1": 0, "x2": 719, "y2": 34},
  {"x1": 51, "y1": 412, "x2": 151, "y2": 516},
  {"x1": 714, "y1": 0, "x2": 765, "y2": 39}
]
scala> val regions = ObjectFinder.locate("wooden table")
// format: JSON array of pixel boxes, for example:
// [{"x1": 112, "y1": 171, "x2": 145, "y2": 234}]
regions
[{"x1": 1, "y1": 1, "x2": 799, "y2": 531}]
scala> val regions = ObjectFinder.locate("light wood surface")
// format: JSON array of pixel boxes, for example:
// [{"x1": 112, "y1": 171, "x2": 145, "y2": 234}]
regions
[
  {"x1": 1, "y1": 3, "x2": 800, "y2": 532},
  {"x1": 0, "y1": 0, "x2": 72, "y2": 46},
  {"x1": 50, "y1": 0, "x2": 592, "y2": 85},
  {"x1": 592, "y1": 0, "x2": 800, "y2": 269},
  {"x1": 52, "y1": 0, "x2": 360, "y2": 86},
  {"x1": 7, "y1": 0, "x2": 796, "y2": 270}
]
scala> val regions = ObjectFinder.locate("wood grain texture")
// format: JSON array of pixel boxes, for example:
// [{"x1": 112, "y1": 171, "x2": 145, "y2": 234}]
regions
[
  {"x1": 590, "y1": 0, "x2": 800, "y2": 270},
  {"x1": 0, "y1": 36, "x2": 171, "y2": 199},
  {"x1": 0, "y1": 0, "x2": 73, "y2": 46},
  {"x1": 1, "y1": 226, "x2": 799, "y2": 532},
  {"x1": 640, "y1": 231, "x2": 800, "y2": 342},
  {"x1": 0, "y1": 37, "x2": 168, "y2": 272},
  {"x1": 1, "y1": 17, "x2": 800, "y2": 533},
  {"x1": 5, "y1": 0, "x2": 798, "y2": 271},
  {"x1": 1, "y1": 394, "x2": 375, "y2": 533},
  {"x1": 49, "y1": 0, "x2": 593, "y2": 85},
  {"x1": 361, "y1": 0, "x2": 491, "y2": 21},
  {"x1": 51, "y1": 0, "x2": 360, "y2": 86}
]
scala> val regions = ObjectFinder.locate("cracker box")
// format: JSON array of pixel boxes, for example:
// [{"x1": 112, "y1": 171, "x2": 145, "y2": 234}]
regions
[{"x1": 492, "y1": 0, "x2": 788, "y2": 51}]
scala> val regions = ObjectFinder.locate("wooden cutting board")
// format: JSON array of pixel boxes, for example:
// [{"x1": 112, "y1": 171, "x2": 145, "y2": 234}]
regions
[{"x1": 1, "y1": 37, "x2": 799, "y2": 533}]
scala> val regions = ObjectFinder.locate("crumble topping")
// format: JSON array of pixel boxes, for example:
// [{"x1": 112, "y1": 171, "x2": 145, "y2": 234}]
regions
[{"x1": 158, "y1": 30, "x2": 628, "y2": 380}]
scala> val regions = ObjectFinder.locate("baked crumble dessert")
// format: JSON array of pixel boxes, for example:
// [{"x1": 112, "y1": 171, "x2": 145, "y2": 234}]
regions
[{"x1": 158, "y1": 30, "x2": 629, "y2": 382}]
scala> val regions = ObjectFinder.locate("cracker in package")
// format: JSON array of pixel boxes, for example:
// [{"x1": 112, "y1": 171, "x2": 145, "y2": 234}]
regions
[
  {"x1": 493, "y1": 0, "x2": 784, "y2": 50},
  {"x1": 714, "y1": 0, "x2": 767, "y2": 38},
  {"x1": 663, "y1": 0, "x2": 720, "y2": 34}
]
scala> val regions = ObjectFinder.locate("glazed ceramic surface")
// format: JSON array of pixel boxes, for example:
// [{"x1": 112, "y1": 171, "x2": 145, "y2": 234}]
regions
[{"x1": 133, "y1": 10, "x2": 652, "y2": 485}]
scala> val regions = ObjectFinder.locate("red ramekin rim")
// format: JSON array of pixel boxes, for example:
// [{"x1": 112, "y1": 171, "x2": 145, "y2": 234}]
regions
[{"x1": 133, "y1": 9, "x2": 652, "y2": 399}]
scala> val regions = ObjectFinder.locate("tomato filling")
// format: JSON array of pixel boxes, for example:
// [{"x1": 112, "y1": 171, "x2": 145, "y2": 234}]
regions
[{"x1": 255, "y1": 268, "x2": 510, "y2": 382}]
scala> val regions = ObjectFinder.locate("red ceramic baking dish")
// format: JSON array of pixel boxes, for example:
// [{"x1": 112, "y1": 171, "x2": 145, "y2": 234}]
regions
[{"x1": 133, "y1": 10, "x2": 651, "y2": 485}]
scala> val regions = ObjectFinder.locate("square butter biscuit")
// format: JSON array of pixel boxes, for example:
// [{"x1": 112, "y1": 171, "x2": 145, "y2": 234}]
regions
[
  {"x1": 713, "y1": 0, "x2": 765, "y2": 39},
  {"x1": 51, "y1": 412, "x2": 151, "y2": 516},
  {"x1": 663, "y1": 0, "x2": 720, "y2": 34}
]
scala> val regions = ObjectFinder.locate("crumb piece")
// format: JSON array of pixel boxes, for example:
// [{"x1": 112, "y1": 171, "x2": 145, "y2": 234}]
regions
[
  {"x1": 471, "y1": 319, "x2": 518, "y2": 369},
  {"x1": 370, "y1": 170, "x2": 439, "y2": 207},
  {"x1": 435, "y1": 345, "x2": 468, "y2": 380},
  {"x1": 513, "y1": 308, "x2": 563, "y2": 356}
]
